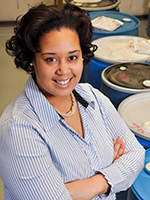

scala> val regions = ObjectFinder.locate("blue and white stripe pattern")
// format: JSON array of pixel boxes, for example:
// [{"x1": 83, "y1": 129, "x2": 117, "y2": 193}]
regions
[{"x1": 0, "y1": 75, "x2": 145, "y2": 199}]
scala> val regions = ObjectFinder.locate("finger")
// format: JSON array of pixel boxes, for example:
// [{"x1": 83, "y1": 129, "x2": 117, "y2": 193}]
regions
[
  {"x1": 113, "y1": 138, "x2": 116, "y2": 145},
  {"x1": 117, "y1": 141, "x2": 126, "y2": 156},
  {"x1": 113, "y1": 136, "x2": 123, "y2": 153},
  {"x1": 113, "y1": 137, "x2": 123, "y2": 159},
  {"x1": 116, "y1": 136, "x2": 123, "y2": 144}
]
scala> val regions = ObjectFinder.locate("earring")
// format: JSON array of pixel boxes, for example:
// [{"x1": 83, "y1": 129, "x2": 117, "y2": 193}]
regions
[{"x1": 30, "y1": 63, "x2": 33, "y2": 66}]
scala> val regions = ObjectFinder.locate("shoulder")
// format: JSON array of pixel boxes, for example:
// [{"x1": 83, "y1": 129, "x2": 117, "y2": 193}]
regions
[{"x1": 0, "y1": 91, "x2": 37, "y2": 127}]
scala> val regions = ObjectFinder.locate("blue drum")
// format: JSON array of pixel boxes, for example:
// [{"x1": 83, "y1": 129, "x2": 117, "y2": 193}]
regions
[
  {"x1": 118, "y1": 92, "x2": 150, "y2": 149},
  {"x1": 100, "y1": 62, "x2": 150, "y2": 108},
  {"x1": 128, "y1": 148, "x2": 150, "y2": 200},
  {"x1": 89, "y1": 11, "x2": 140, "y2": 40},
  {"x1": 85, "y1": 35, "x2": 150, "y2": 90}
]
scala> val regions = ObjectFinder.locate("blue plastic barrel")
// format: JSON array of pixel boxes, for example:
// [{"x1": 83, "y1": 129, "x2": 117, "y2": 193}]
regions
[
  {"x1": 85, "y1": 36, "x2": 150, "y2": 90},
  {"x1": 118, "y1": 92, "x2": 150, "y2": 149},
  {"x1": 128, "y1": 148, "x2": 150, "y2": 200},
  {"x1": 89, "y1": 11, "x2": 140, "y2": 40}
]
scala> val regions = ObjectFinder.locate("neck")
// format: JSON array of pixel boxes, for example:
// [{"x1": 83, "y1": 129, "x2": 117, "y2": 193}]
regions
[{"x1": 47, "y1": 94, "x2": 70, "y2": 106}]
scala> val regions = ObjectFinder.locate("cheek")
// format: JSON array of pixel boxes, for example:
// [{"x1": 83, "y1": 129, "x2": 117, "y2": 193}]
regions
[
  {"x1": 34, "y1": 57, "x2": 50, "y2": 77},
  {"x1": 35, "y1": 65, "x2": 54, "y2": 80},
  {"x1": 75, "y1": 63, "x2": 83, "y2": 76}
]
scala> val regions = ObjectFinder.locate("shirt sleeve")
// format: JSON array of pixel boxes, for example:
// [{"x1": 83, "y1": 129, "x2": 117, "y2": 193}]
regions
[
  {"x1": 0, "y1": 117, "x2": 72, "y2": 199},
  {"x1": 90, "y1": 86, "x2": 145, "y2": 195}
]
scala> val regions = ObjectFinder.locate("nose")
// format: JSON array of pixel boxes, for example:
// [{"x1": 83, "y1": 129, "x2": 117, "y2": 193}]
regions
[{"x1": 56, "y1": 59, "x2": 70, "y2": 75}]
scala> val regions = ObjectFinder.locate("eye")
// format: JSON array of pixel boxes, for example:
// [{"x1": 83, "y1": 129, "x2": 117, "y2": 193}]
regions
[
  {"x1": 46, "y1": 57, "x2": 57, "y2": 62},
  {"x1": 68, "y1": 56, "x2": 77, "y2": 61}
]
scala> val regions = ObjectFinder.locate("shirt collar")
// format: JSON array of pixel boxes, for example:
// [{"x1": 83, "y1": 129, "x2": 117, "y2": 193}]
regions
[
  {"x1": 74, "y1": 84, "x2": 95, "y2": 110},
  {"x1": 73, "y1": 90, "x2": 88, "y2": 108},
  {"x1": 25, "y1": 75, "x2": 60, "y2": 132}
]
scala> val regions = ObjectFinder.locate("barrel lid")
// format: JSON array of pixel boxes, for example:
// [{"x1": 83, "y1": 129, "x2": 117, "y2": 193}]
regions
[
  {"x1": 145, "y1": 162, "x2": 150, "y2": 174},
  {"x1": 63, "y1": 0, "x2": 120, "y2": 11},
  {"x1": 118, "y1": 92, "x2": 150, "y2": 141},
  {"x1": 90, "y1": 11, "x2": 140, "y2": 34},
  {"x1": 93, "y1": 36, "x2": 150, "y2": 63},
  {"x1": 131, "y1": 148, "x2": 150, "y2": 200},
  {"x1": 104, "y1": 63, "x2": 150, "y2": 89}
]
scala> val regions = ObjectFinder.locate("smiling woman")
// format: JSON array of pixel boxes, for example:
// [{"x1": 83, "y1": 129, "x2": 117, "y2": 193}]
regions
[{"x1": 0, "y1": 3, "x2": 145, "y2": 200}]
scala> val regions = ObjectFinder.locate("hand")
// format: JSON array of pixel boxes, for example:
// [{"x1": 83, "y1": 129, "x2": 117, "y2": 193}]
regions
[
  {"x1": 113, "y1": 136, "x2": 127, "y2": 162},
  {"x1": 65, "y1": 173, "x2": 109, "y2": 200}
]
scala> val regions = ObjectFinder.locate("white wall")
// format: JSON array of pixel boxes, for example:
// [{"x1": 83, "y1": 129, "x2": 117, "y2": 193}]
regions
[
  {"x1": 119, "y1": 0, "x2": 149, "y2": 16},
  {"x1": 0, "y1": 0, "x2": 54, "y2": 21},
  {"x1": 0, "y1": 0, "x2": 149, "y2": 21}
]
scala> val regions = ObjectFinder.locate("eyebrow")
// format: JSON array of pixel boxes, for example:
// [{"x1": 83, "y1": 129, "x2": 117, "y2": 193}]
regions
[{"x1": 41, "y1": 50, "x2": 80, "y2": 56}]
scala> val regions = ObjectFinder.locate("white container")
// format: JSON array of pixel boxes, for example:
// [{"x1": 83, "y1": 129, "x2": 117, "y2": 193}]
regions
[
  {"x1": 94, "y1": 36, "x2": 150, "y2": 64},
  {"x1": 118, "y1": 92, "x2": 150, "y2": 149}
]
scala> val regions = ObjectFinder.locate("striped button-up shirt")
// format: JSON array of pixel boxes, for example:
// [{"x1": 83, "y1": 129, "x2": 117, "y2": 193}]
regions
[{"x1": 0, "y1": 75, "x2": 145, "y2": 199}]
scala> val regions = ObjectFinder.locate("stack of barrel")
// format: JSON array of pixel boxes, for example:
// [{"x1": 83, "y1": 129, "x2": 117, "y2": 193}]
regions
[
  {"x1": 85, "y1": 2, "x2": 150, "y2": 150},
  {"x1": 64, "y1": 1, "x2": 150, "y2": 200},
  {"x1": 67, "y1": 0, "x2": 150, "y2": 150}
]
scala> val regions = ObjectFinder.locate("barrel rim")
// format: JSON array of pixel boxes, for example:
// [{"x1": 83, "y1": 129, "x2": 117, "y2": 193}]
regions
[
  {"x1": 63, "y1": 0, "x2": 121, "y2": 11},
  {"x1": 74, "y1": 0, "x2": 121, "y2": 11}
]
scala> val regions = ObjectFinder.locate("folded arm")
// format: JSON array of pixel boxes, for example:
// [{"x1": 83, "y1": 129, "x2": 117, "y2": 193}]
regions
[{"x1": 65, "y1": 136, "x2": 126, "y2": 200}]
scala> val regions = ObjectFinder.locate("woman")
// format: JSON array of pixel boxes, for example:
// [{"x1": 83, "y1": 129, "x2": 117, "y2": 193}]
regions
[{"x1": 0, "y1": 3, "x2": 145, "y2": 199}]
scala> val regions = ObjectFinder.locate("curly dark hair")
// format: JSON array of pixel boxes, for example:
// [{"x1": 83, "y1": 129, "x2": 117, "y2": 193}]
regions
[{"x1": 6, "y1": 3, "x2": 97, "y2": 73}]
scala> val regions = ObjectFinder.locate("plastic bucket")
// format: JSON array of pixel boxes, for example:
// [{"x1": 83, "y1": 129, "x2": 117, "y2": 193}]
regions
[
  {"x1": 118, "y1": 92, "x2": 150, "y2": 149},
  {"x1": 128, "y1": 148, "x2": 150, "y2": 200},
  {"x1": 63, "y1": 0, "x2": 121, "y2": 11},
  {"x1": 90, "y1": 11, "x2": 140, "y2": 40},
  {"x1": 85, "y1": 36, "x2": 150, "y2": 90},
  {"x1": 100, "y1": 62, "x2": 150, "y2": 108}
]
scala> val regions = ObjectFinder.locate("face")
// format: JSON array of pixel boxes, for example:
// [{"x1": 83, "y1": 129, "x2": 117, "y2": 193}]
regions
[{"x1": 33, "y1": 28, "x2": 83, "y2": 100}]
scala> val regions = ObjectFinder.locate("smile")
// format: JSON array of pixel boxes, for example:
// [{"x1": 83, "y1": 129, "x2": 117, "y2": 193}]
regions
[{"x1": 55, "y1": 78, "x2": 72, "y2": 85}]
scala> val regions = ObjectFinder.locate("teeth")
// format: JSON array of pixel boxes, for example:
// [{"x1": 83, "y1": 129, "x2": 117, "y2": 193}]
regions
[{"x1": 56, "y1": 79, "x2": 70, "y2": 85}]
